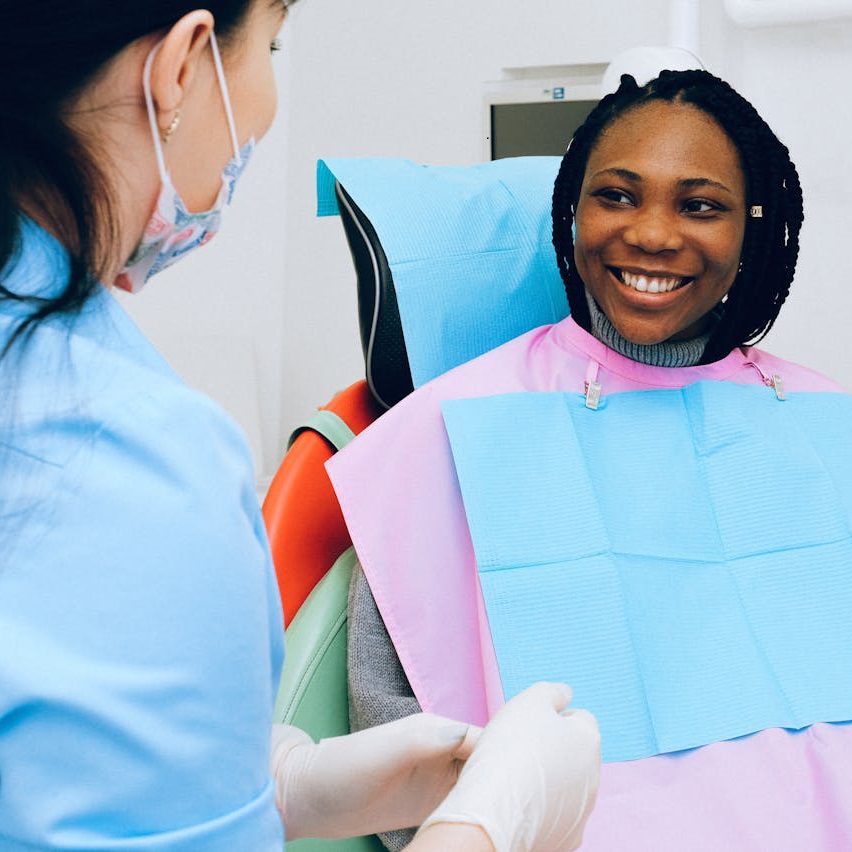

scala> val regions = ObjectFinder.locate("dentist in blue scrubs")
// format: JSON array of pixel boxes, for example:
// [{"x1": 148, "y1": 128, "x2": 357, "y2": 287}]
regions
[{"x1": 0, "y1": 2, "x2": 600, "y2": 849}]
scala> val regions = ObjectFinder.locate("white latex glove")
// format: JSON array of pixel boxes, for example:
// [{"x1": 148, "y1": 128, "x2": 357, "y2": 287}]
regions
[
  {"x1": 418, "y1": 682, "x2": 600, "y2": 852},
  {"x1": 270, "y1": 714, "x2": 480, "y2": 840}
]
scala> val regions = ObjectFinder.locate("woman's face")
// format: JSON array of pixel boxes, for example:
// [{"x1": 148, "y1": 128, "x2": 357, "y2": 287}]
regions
[
  {"x1": 168, "y1": 0, "x2": 286, "y2": 211},
  {"x1": 224, "y1": 0, "x2": 287, "y2": 145},
  {"x1": 573, "y1": 100, "x2": 747, "y2": 345}
]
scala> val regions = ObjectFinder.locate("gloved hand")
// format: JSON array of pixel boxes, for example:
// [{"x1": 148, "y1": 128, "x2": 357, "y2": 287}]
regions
[
  {"x1": 270, "y1": 713, "x2": 480, "y2": 840},
  {"x1": 418, "y1": 682, "x2": 600, "y2": 852}
]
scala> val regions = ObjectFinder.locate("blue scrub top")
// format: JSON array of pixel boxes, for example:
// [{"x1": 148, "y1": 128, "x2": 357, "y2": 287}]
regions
[{"x1": 0, "y1": 219, "x2": 285, "y2": 850}]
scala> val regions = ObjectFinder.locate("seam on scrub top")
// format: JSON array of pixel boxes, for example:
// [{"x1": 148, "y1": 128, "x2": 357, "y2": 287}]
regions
[{"x1": 0, "y1": 441, "x2": 64, "y2": 468}]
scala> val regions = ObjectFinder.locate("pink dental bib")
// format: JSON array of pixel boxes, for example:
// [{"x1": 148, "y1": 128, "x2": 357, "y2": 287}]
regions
[
  {"x1": 328, "y1": 317, "x2": 851, "y2": 848},
  {"x1": 329, "y1": 317, "x2": 842, "y2": 723}
]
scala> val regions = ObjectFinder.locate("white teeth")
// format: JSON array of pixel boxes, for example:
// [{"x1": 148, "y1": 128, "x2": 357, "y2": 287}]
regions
[{"x1": 619, "y1": 270, "x2": 686, "y2": 293}]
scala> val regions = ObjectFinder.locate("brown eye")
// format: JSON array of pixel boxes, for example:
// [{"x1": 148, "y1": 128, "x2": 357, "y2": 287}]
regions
[
  {"x1": 683, "y1": 198, "x2": 723, "y2": 215},
  {"x1": 595, "y1": 188, "x2": 633, "y2": 205}
]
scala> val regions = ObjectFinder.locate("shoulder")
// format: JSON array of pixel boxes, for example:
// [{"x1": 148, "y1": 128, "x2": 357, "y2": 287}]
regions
[
  {"x1": 4, "y1": 284, "x2": 255, "y2": 481},
  {"x1": 745, "y1": 346, "x2": 847, "y2": 394},
  {"x1": 2, "y1": 289, "x2": 272, "y2": 621}
]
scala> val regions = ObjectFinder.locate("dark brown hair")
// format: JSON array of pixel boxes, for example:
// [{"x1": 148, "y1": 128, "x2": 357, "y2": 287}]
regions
[{"x1": 0, "y1": 1, "x2": 262, "y2": 354}]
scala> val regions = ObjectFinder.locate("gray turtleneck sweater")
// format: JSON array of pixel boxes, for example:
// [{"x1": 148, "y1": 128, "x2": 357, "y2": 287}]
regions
[
  {"x1": 346, "y1": 302, "x2": 715, "y2": 851},
  {"x1": 583, "y1": 289, "x2": 714, "y2": 368}
]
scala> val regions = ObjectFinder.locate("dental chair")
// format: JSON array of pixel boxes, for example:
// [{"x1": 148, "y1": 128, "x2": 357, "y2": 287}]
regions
[
  {"x1": 265, "y1": 156, "x2": 565, "y2": 850},
  {"x1": 262, "y1": 182, "x2": 415, "y2": 630}
]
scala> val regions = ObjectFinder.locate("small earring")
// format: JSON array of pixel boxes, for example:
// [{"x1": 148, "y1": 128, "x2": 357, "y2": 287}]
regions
[{"x1": 161, "y1": 109, "x2": 181, "y2": 143}]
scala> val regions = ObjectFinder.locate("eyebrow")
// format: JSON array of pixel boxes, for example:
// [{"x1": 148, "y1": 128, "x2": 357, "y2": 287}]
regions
[
  {"x1": 591, "y1": 168, "x2": 734, "y2": 195},
  {"x1": 593, "y1": 167, "x2": 642, "y2": 183}
]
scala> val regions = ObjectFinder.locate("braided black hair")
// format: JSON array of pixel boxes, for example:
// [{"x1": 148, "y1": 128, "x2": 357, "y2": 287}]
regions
[{"x1": 552, "y1": 69, "x2": 803, "y2": 362}]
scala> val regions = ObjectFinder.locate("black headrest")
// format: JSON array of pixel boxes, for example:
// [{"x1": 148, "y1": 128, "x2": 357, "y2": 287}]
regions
[{"x1": 335, "y1": 182, "x2": 414, "y2": 410}]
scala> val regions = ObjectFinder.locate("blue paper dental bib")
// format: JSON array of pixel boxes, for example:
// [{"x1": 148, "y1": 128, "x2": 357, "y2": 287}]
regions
[{"x1": 442, "y1": 384, "x2": 852, "y2": 763}]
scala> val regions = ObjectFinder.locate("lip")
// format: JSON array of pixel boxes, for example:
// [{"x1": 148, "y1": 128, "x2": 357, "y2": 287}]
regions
[
  {"x1": 612, "y1": 265, "x2": 696, "y2": 279},
  {"x1": 605, "y1": 266, "x2": 695, "y2": 305}
]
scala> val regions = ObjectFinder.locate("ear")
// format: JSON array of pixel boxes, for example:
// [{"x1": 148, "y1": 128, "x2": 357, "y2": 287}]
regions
[{"x1": 148, "y1": 10, "x2": 215, "y2": 130}]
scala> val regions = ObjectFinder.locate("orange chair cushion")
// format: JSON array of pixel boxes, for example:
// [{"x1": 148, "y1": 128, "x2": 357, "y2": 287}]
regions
[{"x1": 263, "y1": 381, "x2": 383, "y2": 626}]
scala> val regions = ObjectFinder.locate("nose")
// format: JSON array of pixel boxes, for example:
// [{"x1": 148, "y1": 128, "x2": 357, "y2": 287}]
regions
[{"x1": 622, "y1": 208, "x2": 684, "y2": 254}]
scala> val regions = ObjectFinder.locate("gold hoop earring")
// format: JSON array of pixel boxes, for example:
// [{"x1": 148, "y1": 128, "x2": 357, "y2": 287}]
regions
[{"x1": 161, "y1": 109, "x2": 181, "y2": 144}]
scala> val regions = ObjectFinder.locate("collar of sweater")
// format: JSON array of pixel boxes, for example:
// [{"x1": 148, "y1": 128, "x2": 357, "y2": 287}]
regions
[{"x1": 584, "y1": 290, "x2": 716, "y2": 369}]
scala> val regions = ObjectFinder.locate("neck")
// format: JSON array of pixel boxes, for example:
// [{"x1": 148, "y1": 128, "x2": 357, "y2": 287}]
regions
[{"x1": 584, "y1": 290, "x2": 715, "y2": 369}]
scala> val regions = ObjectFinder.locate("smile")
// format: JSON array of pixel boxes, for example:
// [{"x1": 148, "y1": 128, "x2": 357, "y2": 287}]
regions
[{"x1": 609, "y1": 267, "x2": 693, "y2": 294}]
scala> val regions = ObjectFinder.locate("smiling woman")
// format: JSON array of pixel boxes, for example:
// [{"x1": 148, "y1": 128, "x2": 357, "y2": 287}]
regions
[
  {"x1": 339, "y1": 68, "x2": 852, "y2": 852},
  {"x1": 553, "y1": 69, "x2": 802, "y2": 363},
  {"x1": 575, "y1": 101, "x2": 746, "y2": 344}
]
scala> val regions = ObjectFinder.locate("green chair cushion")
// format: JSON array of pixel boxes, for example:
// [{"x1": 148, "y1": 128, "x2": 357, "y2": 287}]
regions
[{"x1": 275, "y1": 547, "x2": 385, "y2": 852}]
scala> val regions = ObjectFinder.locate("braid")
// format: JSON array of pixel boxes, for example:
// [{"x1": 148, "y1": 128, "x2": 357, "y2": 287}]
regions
[
  {"x1": 552, "y1": 77, "x2": 642, "y2": 332},
  {"x1": 551, "y1": 69, "x2": 804, "y2": 360}
]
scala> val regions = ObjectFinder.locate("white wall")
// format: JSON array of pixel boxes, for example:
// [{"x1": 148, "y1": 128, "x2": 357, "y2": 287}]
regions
[
  {"x1": 699, "y1": 4, "x2": 852, "y2": 383},
  {"x1": 120, "y1": 0, "x2": 852, "y2": 490}
]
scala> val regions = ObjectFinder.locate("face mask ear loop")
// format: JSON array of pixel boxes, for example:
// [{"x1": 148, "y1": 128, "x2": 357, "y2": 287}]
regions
[
  {"x1": 142, "y1": 42, "x2": 171, "y2": 186},
  {"x1": 209, "y1": 31, "x2": 243, "y2": 165}
]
